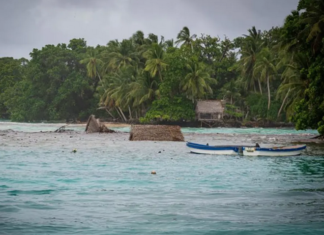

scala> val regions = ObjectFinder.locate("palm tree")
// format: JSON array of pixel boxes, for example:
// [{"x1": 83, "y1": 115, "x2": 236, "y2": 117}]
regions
[
  {"x1": 143, "y1": 43, "x2": 167, "y2": 82},
  {"x1": 100, "y1": 66, "x2": 137, "y2": 121},
  {"x1": 164, "y1": 39, "x2": 175, "y2": 49},
  {"x1": 219, "y1": 37, "x2": 234, "y2": 62},
  {"x1": 220, "y1": 80, "x2": 241, "y2": 104},
  {"x1": 129, "y1": 70, "x2": 160, "y2": 107},
  {"x1": 299, "y1": 0, "x2": 324, "y2": 53},
  {"x1": 239, "y1": 26, "x2": 263, "y2": 93},
  {"x1": 103, "y1": 39, "x2": 138, "y2": 71},
  {"x1": 180, "y1": 61, "x2": 216, "y2": 102},
  {"x1": 132, "y1": 30, "x2": 145, "y2": 46},
  {"x1": 80, "y1": 49, "x2": 104, "y2": 81},
  {"x1": 253, "y1": 47, "x2": 277, "y2": 110},
  {"x1": 175, "y1": 26, "x2": 197, "y2": 50},
  {"x1": 145, "y1": 33, "x2": 159, "y2": 44},
  {"x1": 276, "y1": 53, "x2": 310, "y2": 118}
]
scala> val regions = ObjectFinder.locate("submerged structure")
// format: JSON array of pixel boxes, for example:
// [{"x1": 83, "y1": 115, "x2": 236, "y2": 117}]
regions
[
  {"x1": 85, "y1": 115, "x2": 115, "y2": 133},
  {"x1": 129, "y1": 125, "x2": 184, "y2": 141}
]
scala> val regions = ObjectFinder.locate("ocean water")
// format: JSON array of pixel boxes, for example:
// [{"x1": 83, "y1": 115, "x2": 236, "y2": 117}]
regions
[
  {"x1": 0, "y1": 123, "x2": 324, "y2": 234},
  {"x1": 0, "y1": 121, "x2": 319, "y2": 135}
]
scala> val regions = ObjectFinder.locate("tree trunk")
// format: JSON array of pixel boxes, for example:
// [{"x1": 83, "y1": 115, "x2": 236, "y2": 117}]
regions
[
  {"x1": 115, "y1": 107, "x2": 124, "y2": 121},
  {"x1": 258, "y1": 79, "x2": 262, "y2": 95},
  {"x1": 253, "y1": 82, "x2": 256, "y2": 93},
  {"x1": 158, "y1": 69, "x2": 163, "y2": 82},
  {"x1": 267, "y1": 75, "x2": 271, "y2": 110},
  {"x1": 118, "y1": 107, "x2": 128, "y2": 122},
  {"x1": 96, "y1": 71, "x2": 102, "y2": 82},
  {"x1": 105, "y1": 108, "x2": 115, "y2": 119},
  {"x1": 245, "y1": 111, "x2": 249, "y2": 119},
  {"x1": 277, "y1": 88, "x2": 290, "y2": 119},
  {"x1": 128, "y1": 105, "x2": 133, "y2": 120}
]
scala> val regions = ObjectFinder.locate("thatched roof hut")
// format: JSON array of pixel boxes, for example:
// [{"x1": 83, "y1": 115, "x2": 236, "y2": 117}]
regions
[
  {"x1": 85, "y1": 115, "x2": 115, "y2": 133},
  {"x1": 129, "y1": 125, "x2": 184, "y2": 141},
  {"x1": 196, "y1": 100, "x2": 225, "y2": 121}
]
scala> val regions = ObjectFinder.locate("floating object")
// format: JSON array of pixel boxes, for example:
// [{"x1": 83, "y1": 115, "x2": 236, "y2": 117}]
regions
[
  {"x1": 243, "y1": 145, "x2": 307, "y2": 157},
  {"x1": 186, "y1": 142, "x2": 306, "y2": 156},
  {"x1": 72, "y1": 149, "x2": 77, "y2": 153},
  {"x1": 85, "y1": 115, "x2": 115, "y2": 133},
  {"x1": 186, "y1": 142, "x2": 241, "y2": 155},
  {"x1": 151, "y1": 171, "x2": 156, "y2": 175}
]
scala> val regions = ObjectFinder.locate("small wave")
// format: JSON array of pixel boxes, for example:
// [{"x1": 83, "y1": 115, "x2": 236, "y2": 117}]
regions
[
  {"x1": 290, "y1": 188, "x2": 324, "y2": 192},
  {"x1": 7, "y1": 189, "x2": 55, "y2": 196},
  {"x1": 0, "y1": 205, "x2": 20, "y2": 212}
]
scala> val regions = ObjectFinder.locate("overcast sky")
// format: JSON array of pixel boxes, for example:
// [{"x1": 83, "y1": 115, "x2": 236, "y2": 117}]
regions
[{"x1": 0, "y1": 0, "x2": 299, "y2": 59}]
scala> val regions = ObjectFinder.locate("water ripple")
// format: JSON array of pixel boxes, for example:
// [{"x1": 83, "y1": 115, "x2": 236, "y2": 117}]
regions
[{"x1": 0, "y1": 131, "x2": 324, "y2": 234}]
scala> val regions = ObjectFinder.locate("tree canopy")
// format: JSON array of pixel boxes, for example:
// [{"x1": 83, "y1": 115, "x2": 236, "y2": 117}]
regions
[{"x1": 0, "y1": 0, "x2": 323, "y2": 134}]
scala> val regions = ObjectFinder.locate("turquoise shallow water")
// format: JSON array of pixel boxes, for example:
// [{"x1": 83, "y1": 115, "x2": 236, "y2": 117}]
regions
[{"x1": 0, "y1": 123, "x2": 324, "y2": 234}]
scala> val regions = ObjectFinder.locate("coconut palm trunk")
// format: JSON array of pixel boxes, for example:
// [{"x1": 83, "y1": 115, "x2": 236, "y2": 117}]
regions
[
  {"x1": 128, "y1": 105, "x2": 133, "y2": 120},
  {"x1": 158, "y1": 69, "x2": 163, "y2": 82},
  {"x1": 105, "y1": 108, "x2": 115, "y2": 119},
  {"x1": 118, "y1": 107, "x2": 128, "y2": 122},
  {"x1": 277, "y1": 88, "x2": 290, "y2": 119},
  {"x1": 267, "y1": 75, "x2": 271, "y2": 110},
  {"x1": 96, "y1": 71, "x2": 102, "y2": 82},
  {"x1": 115, "y1": 107, "x2": 126, "y2": 121},
  {"x1": 258, "y1": 79, "x2": 263, "y2": 94}
]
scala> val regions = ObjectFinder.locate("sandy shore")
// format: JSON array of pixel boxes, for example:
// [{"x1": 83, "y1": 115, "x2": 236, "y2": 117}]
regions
[{"x1": 103, "y1": 122, "x2": 131, "y2": 128}]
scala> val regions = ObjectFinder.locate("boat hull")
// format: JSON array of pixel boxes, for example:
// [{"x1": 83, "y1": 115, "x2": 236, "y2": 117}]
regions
[
  {"x1": 186, "y1": 142, "x2": 239, "y2": 155},
  {"x1": 243, "y1": 145, "x2": 306, "y2": 157},
  {"x1": 189, "y1": 148, "x2": 238, "y2": 155}
]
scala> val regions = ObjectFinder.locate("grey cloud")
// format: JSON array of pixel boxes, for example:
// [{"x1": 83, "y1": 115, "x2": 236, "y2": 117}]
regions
[{"x1": 0, "y1": 0, "x2": 299, "y2": 59}]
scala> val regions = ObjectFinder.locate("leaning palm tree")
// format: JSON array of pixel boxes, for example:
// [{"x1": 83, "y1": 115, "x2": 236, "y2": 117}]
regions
[
  {"x1": 129, "y1": 70, "x2": 160, "y2": 107},
  {"x1": 180, "y1": 61, "x2": 216, "y2": 102},
  {"x1": 143, "y1": 43, "x2": 167, "y2": 82},
  {"x1": 276, "y1": 53, "x2": 310, "y2": 118},
  {"x1": 100, "y1": 66, "x2": 137, "y2": 121},
  {"x1": 175, "y1": 26, "x2": 197, "y2": 50}
]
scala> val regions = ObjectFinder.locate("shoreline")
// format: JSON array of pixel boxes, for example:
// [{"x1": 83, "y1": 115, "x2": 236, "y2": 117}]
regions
[{"x1": 0, "y1": 120, "x2": 296, "y2": 129}]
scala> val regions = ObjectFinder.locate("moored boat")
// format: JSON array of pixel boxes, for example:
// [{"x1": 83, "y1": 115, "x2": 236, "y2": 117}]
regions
[
  {"x1": 186, "y1": 142, "x2": 240, "y2": 155},
  {"x1": 242, "y1": 145, "x2": 307, "y2": 156}
]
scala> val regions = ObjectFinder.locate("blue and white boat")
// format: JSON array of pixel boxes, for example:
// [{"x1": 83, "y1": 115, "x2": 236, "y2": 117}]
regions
[
  {"x1": 186, "y1": 142, "x2": 240, "y2": 155},
  {"x1": 187, "y1": 142, "x2": 307, "y2": 156},
  {"x1": 242, "y1": 145, "x2": 307, "y2": 157}
]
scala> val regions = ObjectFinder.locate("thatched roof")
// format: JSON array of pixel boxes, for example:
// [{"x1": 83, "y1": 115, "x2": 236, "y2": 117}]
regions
[
  {"x1": 85, "y1": 115, "x2": 115, "y2": 133},
  {"x1": 129, "y1": 125, "x2": 184, "y2": 141},
  {"x1": 196, "y1": 100, "x2": 224, "y2": 114}
]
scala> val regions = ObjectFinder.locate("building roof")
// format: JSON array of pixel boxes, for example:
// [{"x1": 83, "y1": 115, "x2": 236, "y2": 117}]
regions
[{"x1": 196, "y1": 100, "x2": 224, "y2": 114}]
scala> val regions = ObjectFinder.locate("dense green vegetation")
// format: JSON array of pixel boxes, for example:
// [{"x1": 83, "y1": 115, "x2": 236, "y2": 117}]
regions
[{"x1": 0, "y1": 0, "x2": 323, "y2": 134}]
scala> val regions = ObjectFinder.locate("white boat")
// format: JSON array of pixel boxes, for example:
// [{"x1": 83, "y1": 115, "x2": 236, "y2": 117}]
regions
[
  {"x1": 186, "y1": 142, "x2": 240, "y2": 155},
  {"x1": 243, "y1": 145, "x2": 307, "y2": 156}
]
